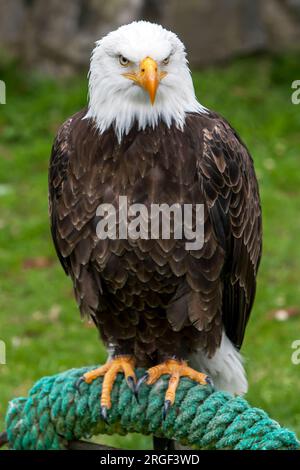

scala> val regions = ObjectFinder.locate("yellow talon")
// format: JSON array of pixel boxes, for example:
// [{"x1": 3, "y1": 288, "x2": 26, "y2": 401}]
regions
[
  {"x1": 145, "y1": 359, "x2": 208, "y2": 407},
  {"x1": 82, "y1": 355, "x2": 136, "y2": 410}
]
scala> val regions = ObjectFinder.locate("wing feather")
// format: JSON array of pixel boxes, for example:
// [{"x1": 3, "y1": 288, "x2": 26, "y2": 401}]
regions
[
  {"x1": 49, "y1": 109, "x2": 103, "y2": 317},
  {"x1": 197, "y1": 114, "x2": 262, "y2": 348}
]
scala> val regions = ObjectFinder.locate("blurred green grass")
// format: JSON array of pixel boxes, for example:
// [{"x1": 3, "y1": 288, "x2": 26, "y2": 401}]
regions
[{"x1": 0, "y1": 54, "x2": 300, "y2": 449}]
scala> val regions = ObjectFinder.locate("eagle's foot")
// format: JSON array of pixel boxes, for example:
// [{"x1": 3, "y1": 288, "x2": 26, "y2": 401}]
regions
[
  {"x1": 137, "y1": 359, "x2": 210, "y2": 418},
  {"x1": 80, "y1": 355, "x2": 136, "y2": 420}
]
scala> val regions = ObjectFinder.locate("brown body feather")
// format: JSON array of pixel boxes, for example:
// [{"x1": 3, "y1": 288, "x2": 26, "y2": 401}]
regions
[{"x1": 49, "y1": 109, "x2": 262, "y2": 366}]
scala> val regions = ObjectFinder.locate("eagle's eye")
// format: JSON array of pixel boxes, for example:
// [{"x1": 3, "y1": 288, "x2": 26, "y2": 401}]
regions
[
  {"x1": 119, "y1": 55, "x2": 130, "y2": 66},
  {"x1": 162, "y1": 56, "x2": 170, "y2": 65}
]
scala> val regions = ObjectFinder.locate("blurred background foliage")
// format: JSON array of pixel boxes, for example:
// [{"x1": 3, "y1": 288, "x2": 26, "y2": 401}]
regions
[{"x1": 1, "y1": 0, "x2": 300, "y2": 450}]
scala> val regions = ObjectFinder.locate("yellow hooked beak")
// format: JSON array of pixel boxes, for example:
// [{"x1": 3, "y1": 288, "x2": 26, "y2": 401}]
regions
[{"x1": 123, "y1": 57, "x2": 167, "y2": 105}]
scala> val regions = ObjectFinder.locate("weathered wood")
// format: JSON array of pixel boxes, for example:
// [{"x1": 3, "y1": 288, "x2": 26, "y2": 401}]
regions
[
  {"x1": 68, "y1": 440, "x2": 118, "y2": 450},
  {"x1": 0, "y1": 431, "x2": 8, "y2": 448}
]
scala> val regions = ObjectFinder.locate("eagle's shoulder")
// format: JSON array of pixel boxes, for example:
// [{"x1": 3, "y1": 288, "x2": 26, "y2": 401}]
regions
[
  {"x1": 186, "y1": 109, "x2": 245, "y2": 143},
  {"x1": 186, "y1": 109, "x2": 258, "y2": 185},
  {"x1": 49, "y1": 108, "x2": 88, "y2": 183},
  {"x1": 51, "y1": 108, "x2": 93, "y2": 157}
]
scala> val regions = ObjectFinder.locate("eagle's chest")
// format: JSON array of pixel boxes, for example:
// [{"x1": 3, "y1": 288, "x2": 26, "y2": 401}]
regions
[
  {"x1": 97, "y1": 134, "x2": 200, "y2": 208},
  {"x1": 91, "y1": 134, "x2": 201, "y2": 303}
]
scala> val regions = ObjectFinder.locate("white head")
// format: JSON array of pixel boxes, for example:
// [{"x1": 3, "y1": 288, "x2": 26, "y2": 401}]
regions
[{"x1": 85, "y1": 21, "x2": 206, "y2": 141}]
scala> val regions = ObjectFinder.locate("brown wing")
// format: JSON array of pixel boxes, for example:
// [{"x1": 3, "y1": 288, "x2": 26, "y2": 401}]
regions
[
  {"x1": 49, "y1": 109, "x2": 105, "y2": 318},
  {"x1": 197, "y1": 113, "x2": 262, "y2": 348}
]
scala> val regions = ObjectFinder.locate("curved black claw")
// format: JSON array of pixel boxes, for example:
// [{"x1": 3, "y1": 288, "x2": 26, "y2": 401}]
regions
[
  {"x1": 162, "y1": 400, "x2": 172, "y2": 420},
  {"x1": 205, "y1": 376, "x2": 214, "y2": 388},
  {"x1": 100, "y1": 406, "x2": 108, "y2": 423},
  {"x1": 127, "y1": 376, "x2": 139, "y2": 403},
  {"x1": 136, "y1": 373, "x2": 149, "y2": 393},
  {"x1": 75, "y1": 376, "x2": 85, "y2": 391}
]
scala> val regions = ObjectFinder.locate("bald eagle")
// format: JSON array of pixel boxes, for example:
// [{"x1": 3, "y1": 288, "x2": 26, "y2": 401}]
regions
[{"x1": 49, "y1": 21, "x2": 262, "y2": 444}]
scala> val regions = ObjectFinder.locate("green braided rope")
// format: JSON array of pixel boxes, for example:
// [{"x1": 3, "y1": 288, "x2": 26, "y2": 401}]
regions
[{"x1": 4, "y1": 366, "x2": 300, "y2": 450}]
